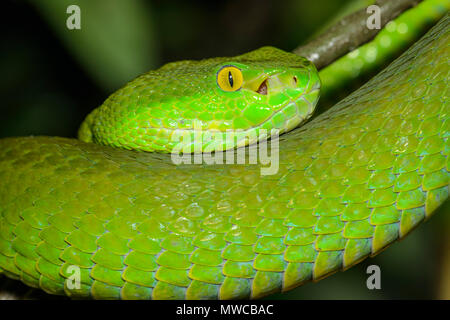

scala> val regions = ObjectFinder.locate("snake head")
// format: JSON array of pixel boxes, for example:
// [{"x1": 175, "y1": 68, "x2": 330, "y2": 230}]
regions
[{"x1": 78, "y1": 46, "x2": 320, "y2": 153}]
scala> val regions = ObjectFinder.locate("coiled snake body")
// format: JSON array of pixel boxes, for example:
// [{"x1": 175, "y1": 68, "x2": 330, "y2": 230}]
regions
[{"x1": 0, "y1": 7, "x2": 448, "y2": 299}]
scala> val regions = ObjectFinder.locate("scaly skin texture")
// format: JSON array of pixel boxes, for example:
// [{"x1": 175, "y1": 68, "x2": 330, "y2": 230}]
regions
[
  {"x1": 78, "y1": 47, "x2": 320, "y2": 153},
  {"x1": 0, "y1": 14, "x2": 448, "y2": 299}
]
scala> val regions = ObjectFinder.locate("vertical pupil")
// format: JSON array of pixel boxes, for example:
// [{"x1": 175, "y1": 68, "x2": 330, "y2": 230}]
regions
[{"x1": 228, "y1": 71, "x2": 234, "y2": 88}]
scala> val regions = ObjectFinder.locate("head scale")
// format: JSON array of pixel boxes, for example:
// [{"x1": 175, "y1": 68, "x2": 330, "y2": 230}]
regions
[{"x1": 78, "y1": 46, "x2": 321, "y2": 153}]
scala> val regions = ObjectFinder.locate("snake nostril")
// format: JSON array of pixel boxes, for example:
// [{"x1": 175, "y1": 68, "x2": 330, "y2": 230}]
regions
[
  {"x1": 256, "y1": 80, "x2": 268, "y2": 95},
  {"x1": 293, "y1": 76, "x2": 298, "y2": 85}
]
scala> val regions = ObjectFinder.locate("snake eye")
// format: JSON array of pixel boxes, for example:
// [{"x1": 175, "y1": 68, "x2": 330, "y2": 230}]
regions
[{"x1": 217, "y1": 65, "x2": 243, "y2": 92}]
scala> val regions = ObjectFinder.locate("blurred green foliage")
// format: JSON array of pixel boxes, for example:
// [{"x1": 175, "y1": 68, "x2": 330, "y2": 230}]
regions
[
  {"x1": 0, "y1": 0, "x2": 447, "y2": 299},
  {"x1": 29, "y1": 0, "x2": 158, "y2": 91}
]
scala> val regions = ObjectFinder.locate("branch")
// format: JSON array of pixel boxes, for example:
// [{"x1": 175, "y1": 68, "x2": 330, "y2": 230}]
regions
[{"x1": 293, "y1": 0, "x2": 422, "y2": 70}]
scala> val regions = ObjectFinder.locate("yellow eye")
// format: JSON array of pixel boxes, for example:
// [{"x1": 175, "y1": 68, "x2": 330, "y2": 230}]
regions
[{"x1": 217, "y1": 66, "x2": 243, "y2": 92}]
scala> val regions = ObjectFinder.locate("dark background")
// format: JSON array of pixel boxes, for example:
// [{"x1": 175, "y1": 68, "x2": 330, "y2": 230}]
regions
[{"x1": 0, "y1": 0, "x2": 448, "y2": 299}]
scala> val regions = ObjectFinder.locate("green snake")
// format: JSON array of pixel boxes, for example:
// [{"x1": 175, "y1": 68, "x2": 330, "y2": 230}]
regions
[{"x1": 0, "y1": 2, "x2": 449, "y2": 299}]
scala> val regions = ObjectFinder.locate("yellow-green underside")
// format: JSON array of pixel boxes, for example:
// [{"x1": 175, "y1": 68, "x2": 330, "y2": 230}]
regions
[{"x1": 0, "y1": 15, "x2": 448, "y2": 300}]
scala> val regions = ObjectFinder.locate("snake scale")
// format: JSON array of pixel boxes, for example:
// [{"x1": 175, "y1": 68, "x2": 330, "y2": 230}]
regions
[{"x1": 0, "y1": 6, "x2": 448, "y2": 299}]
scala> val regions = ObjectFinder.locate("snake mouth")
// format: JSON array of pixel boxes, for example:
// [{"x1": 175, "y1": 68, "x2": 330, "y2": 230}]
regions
[{"x1": 222, "y1": 93, "x2": 318, "y2": 151}]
